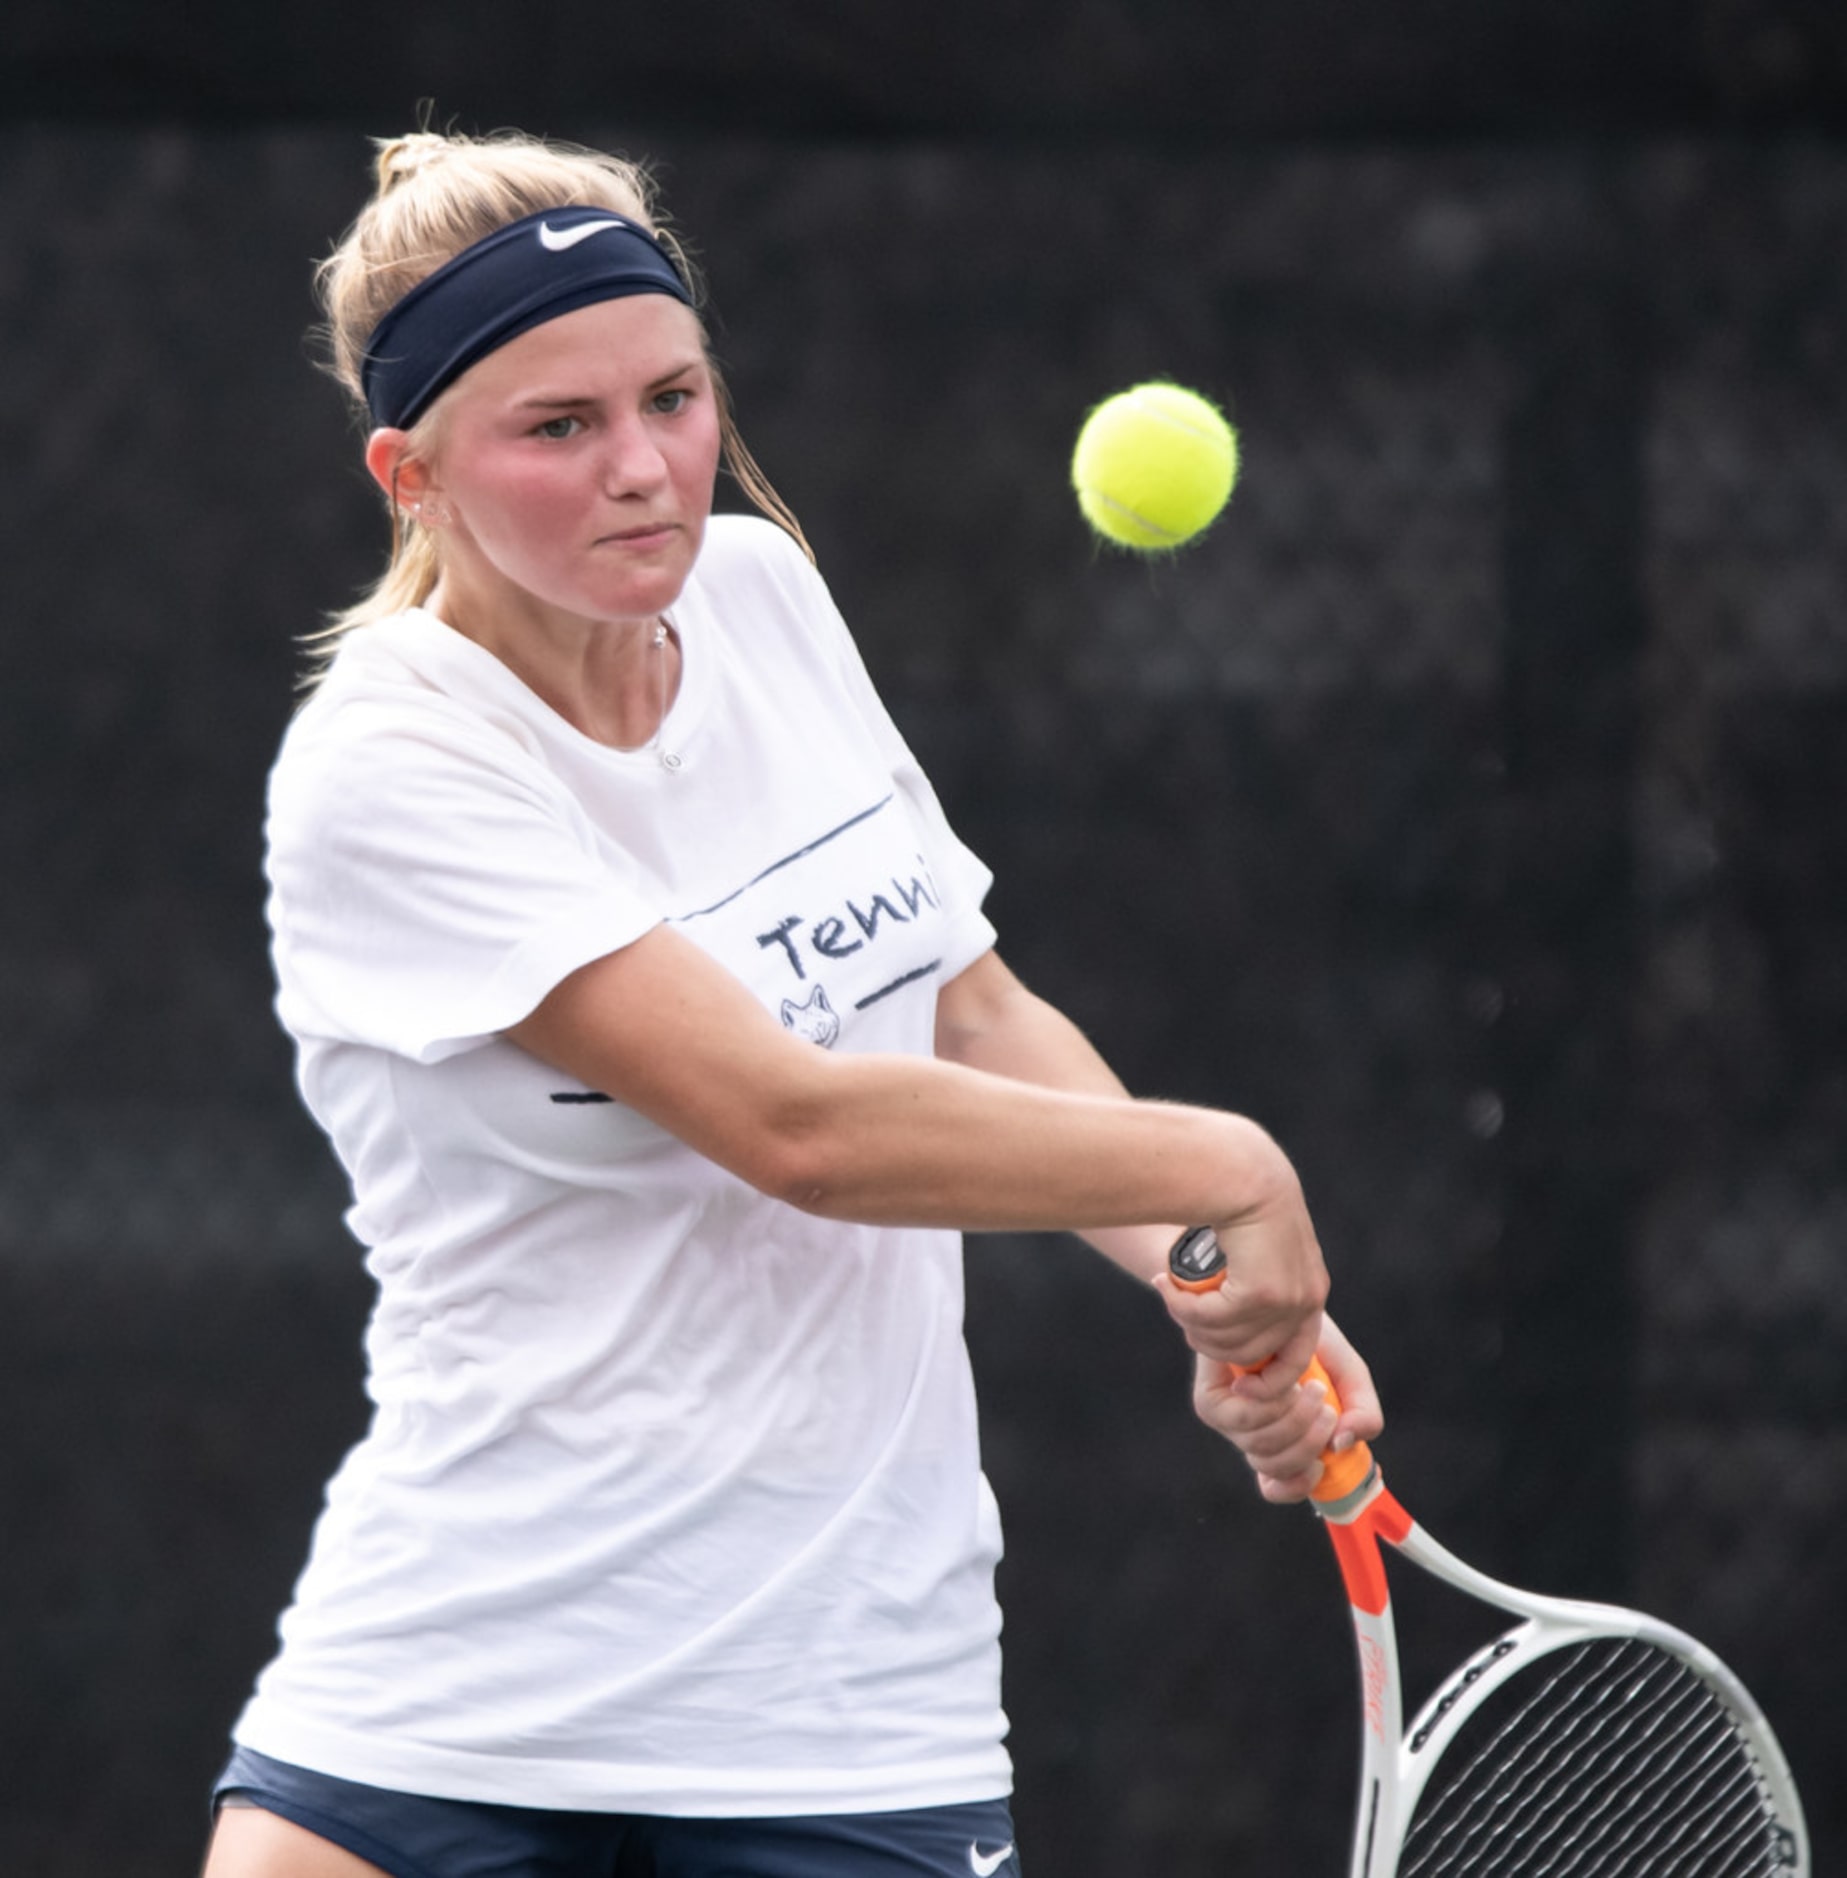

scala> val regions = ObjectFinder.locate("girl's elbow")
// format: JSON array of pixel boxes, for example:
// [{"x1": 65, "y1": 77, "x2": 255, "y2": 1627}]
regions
[
  {"x1": 699, "y1": 1052, "x2": 888, "y2": 1217},
  {"x1": 728, "y1": 1110, "x2": 850, "y2": 1216}
]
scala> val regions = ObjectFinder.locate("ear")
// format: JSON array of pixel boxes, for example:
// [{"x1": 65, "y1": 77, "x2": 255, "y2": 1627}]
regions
[{"x1": 364, "y1": 428, "x2": 436, "y2": 513}]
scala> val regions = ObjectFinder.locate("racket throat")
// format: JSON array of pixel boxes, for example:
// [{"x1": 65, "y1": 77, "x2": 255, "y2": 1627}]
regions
[
  {"x1": 1344, "y1": 1601, "x2": 1406, "y2": 1878},
  {"x1": 1321, "y1": 1483, "x2": 1410, "y2": 1616}
]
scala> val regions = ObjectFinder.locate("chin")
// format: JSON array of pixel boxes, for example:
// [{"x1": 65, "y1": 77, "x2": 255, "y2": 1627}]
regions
[{"x1": 587, "y1": 577, "x2": 691, "y2": 622}]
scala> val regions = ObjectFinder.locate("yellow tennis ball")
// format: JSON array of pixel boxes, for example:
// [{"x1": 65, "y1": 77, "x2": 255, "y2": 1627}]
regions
[{"x1": 1071, "y1": 381, "x2": 1239, "y2": 551}]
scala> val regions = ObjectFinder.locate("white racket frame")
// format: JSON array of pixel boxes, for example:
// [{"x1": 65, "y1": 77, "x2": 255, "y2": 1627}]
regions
[{"x1": 1326, "y1": 1475, "x2": 1811, "y2": 1878}]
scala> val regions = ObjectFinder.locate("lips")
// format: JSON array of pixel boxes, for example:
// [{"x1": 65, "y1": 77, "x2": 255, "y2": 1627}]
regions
[{"x1": 597, "y1": 521, "x2": 679, "y2": 548}]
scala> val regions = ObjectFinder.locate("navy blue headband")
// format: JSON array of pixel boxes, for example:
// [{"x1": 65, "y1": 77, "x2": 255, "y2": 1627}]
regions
[{"x1": 361, "y1": 206, "x2": 696, "y2": 429}]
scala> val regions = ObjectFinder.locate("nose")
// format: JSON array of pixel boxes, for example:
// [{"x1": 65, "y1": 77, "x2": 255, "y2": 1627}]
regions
[{"x1": 600, "y1": 417, "x2": 669, "y2": 498}]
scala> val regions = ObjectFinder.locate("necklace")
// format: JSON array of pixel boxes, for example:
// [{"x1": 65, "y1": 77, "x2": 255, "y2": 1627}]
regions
[{"x1": 651, "y1": 621, "x2": 683, "y2": 771}]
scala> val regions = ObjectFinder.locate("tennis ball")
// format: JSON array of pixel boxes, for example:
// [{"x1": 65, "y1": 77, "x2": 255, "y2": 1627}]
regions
[{"x1": 1071, "y1": 381, "x2": 1239, "y2": 551}]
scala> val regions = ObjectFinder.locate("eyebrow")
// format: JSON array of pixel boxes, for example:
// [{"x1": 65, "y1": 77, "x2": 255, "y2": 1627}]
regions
[{"x1": 512, "y1": 358, "x2": 706, "y2": 411}]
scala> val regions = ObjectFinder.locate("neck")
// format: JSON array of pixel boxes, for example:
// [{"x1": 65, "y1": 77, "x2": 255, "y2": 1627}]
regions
[{"x1": 429, "y1": 579, "x2": 679, "y2": 749}]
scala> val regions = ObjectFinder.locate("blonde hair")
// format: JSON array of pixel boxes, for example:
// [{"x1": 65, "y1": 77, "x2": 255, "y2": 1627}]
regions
[{"x1": 307, "y1": 126, "x2": 809, "y2": 673}]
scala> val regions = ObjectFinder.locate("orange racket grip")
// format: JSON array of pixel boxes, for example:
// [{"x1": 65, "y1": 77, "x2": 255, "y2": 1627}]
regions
[
  {"x1": 1167, "y1": 1227, "x2": 1375, "y2": 1505},
  {"x1": 1242, "y1": 1354, "x2": 1375, "y2": 1505}
]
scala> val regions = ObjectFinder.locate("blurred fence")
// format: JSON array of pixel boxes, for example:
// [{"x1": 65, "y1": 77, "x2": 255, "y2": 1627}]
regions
[{"x1": 1, "y1": 128, "x2": 1842, "y2": 1875}]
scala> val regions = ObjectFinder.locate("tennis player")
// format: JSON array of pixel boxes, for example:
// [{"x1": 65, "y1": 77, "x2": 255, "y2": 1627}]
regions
[{"x1": 200, "y1": 127, "x2": 1382, "y2": 1878}]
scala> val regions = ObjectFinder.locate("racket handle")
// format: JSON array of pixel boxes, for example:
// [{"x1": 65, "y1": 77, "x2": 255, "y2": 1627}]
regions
[{"x1": 1168, "y1": 1226, "x2": 1376, "y2": 1505}]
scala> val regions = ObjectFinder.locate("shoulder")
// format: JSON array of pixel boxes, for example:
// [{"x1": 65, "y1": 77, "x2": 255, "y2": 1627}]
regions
[
  {"x1": 271, "y1": 619, "x2": 561, "y2": 839},
  {"x1": 287, "y1": 613, "x2": 546, "y2": 764},
  {"x1": 692, "y1": 514, "x2": 827, "y2": 605},
  {"x1": 687, "y1": 515, "x2": 854, "y2": 683}
]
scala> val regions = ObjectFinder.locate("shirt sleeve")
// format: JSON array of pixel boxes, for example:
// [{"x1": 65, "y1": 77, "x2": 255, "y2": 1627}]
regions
[{"x1": 265, "y1": 698, "x2": 661, "y2": 1064}]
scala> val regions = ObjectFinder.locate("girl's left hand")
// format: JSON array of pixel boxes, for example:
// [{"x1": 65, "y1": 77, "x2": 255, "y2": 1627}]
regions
[{"x1": 1186, "y1": 1316, "x2": 1384, "y2": 1504}]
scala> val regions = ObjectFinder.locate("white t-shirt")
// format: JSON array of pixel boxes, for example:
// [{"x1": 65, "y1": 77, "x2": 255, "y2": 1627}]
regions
[{"x1": 235, "y1": 515, "x2": 1011, "y2": 1815}]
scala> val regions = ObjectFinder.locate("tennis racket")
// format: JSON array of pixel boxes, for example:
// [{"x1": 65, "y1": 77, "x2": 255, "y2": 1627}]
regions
[{"x1": 1168, "y1": 1226, "x2": 1810, "y2": 1877}]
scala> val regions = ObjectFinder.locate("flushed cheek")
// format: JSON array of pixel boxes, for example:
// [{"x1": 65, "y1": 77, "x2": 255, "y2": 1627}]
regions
[
  {"x1": 465, "y1": 476, "x2": 596, "y2": 555},
  {"x1": 490, "y1": 462, "x2": 593, "y2": 525}
]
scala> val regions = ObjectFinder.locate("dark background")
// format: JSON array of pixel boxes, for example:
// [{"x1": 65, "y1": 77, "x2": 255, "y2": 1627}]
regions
[{"x1": 3, "y1": 4, "x2": 1844, "y2": 1873}]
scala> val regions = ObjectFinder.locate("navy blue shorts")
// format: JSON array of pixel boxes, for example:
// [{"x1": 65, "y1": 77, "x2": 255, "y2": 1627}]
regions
[{"x1": 213, "y1": 1745, "x2": 1022, "y2": 1878}]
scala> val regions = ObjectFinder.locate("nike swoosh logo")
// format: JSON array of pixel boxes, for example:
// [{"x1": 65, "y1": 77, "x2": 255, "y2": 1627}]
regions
[
  {"x1": 969, "y1": 1845, "x2": 1014, "y2": 1877},
  {"x1": 537, "y1": 218, "x2": 629, "y2": 251}
]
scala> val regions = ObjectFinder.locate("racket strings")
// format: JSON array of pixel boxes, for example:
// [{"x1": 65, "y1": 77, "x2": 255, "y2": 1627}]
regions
[{"x1": 1400, "y1": 1637, "x2": 1795, "y2": 1875}]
